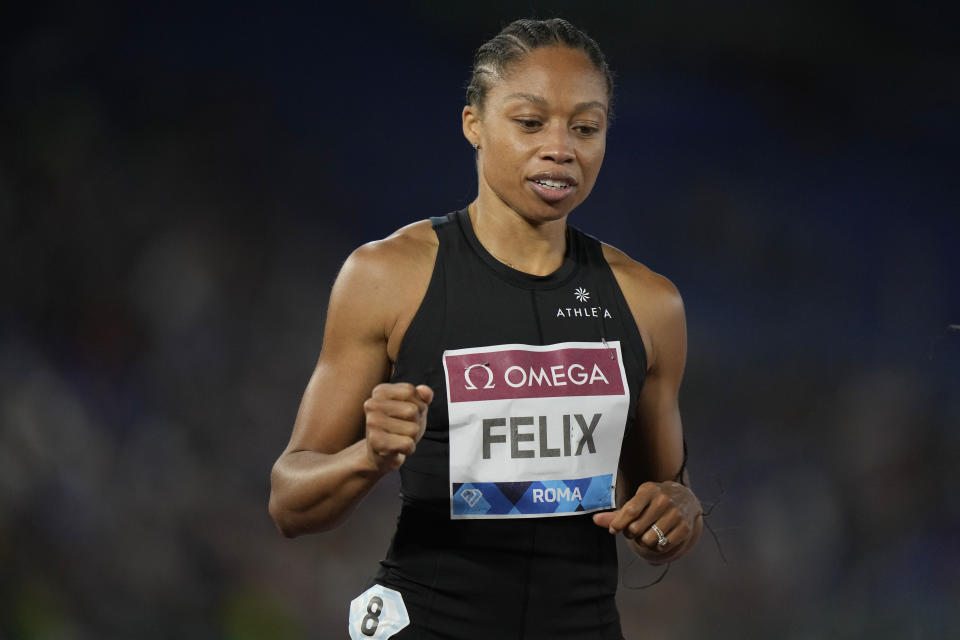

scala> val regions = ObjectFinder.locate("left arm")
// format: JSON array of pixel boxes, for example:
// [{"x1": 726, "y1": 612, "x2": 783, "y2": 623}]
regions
[{"x1": 593, "y1": 251, "x2": 703, "y2": 564}]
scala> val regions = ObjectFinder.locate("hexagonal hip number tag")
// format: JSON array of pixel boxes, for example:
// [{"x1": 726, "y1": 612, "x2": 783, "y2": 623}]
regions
[{"x1": 348, "y1": 584, "x2": 410, "y2": 640}]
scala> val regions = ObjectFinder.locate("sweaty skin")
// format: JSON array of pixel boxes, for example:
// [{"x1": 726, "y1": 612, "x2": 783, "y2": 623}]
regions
[{"x1": 269, "y1": 45, "x2": 701, "y2": 561}]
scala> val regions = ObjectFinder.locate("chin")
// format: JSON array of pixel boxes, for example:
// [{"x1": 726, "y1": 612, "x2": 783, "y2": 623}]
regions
[
  {"x1": 512, "y1": 203, "x2": 570, "y2": 225},
  {"x1": 533, "y1": 198, "x2": 582, "y2": 222},
  {"x1": 492, "y1": 187, "x2": 582, "y2": 223},
  {"x1": 522, "y1": 186, "x2": 590, "y2": 222}
]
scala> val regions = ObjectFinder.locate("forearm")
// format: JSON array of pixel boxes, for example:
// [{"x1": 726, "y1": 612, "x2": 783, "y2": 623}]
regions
[{"x1": 269, "y1": 440, "x2": 386, "y2": 537}]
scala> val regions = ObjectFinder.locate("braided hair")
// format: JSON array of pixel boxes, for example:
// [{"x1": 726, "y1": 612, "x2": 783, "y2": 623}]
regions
[{"x1": 465, "y1": 18, "x2": 615, "y2": 117}]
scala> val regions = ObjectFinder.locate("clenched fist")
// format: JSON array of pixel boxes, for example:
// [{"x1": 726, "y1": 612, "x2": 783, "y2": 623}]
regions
[
  {"x1": 363, "y1": 382, "x2": 434, "y2": 472},
  {"x1": 592, "y1": 481, "x2": 701, "y2": 564}
]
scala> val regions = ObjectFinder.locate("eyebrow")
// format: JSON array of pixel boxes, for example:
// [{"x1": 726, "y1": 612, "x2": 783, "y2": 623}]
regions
[{"x1": 503, "y1": 92, "x2": 607, "y2": 114}]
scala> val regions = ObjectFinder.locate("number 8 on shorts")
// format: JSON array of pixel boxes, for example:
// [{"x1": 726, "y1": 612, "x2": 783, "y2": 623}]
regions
[{"x1": 348, "y1": 584, "x2": 410, "y2": 640}]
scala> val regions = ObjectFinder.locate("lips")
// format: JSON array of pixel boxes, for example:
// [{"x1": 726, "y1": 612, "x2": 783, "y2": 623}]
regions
[{"x1": 527, "y1": 171, "x2": 578, "y2": 203}]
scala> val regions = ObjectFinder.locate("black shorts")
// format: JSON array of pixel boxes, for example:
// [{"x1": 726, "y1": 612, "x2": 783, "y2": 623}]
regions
[{"x1": 350, "y1": 503, "x2": 624, "y2": 640}]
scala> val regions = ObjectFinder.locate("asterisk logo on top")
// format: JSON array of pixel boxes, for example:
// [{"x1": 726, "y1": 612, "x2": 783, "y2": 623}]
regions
[{"x1": 574, "y1": 287, "x2": 590, "y2": 303}]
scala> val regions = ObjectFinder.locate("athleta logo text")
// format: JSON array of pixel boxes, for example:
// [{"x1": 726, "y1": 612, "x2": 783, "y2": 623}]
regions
[
  {"x1": 555, "y1": 306, "x2": 613, "y2": 319},
  {"x1": 557, "y1": 286, "x2": 612, "y2": 319}
]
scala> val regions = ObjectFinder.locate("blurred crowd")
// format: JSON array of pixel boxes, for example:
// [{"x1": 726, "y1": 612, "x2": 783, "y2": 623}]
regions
[{"x1": 1, "y1": 3, "x2": 957, "y2": 638}]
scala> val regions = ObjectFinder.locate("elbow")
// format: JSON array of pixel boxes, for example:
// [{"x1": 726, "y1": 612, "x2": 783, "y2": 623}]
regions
[
  {"x1": 268, "y1": 493, "x2": 300, "y2": 538},
  {"x1": 268, "y1": 463, "x2": 302, "y2": 538},
  {"x1": 268, "y1": 452, "x2": 348, "y2": 536},
  {"x1": 268, "y1": 465, "x2": 336, "y2": 537},
  {"x1": 269, "y1": 495, "x2": 339, "y2": 537}
]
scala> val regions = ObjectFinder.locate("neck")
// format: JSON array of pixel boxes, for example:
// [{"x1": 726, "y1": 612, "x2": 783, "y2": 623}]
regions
[{"x1": 468, "y1": 198, "x2": 568, "y2": 276}]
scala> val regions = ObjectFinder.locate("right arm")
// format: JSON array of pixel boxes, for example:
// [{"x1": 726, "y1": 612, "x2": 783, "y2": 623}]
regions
[{"x1": 268, "y1": 227, "x2": 435, "y2": 537}]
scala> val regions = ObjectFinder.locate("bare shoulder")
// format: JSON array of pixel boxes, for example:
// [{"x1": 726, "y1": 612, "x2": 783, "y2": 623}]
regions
[
  {"x1": 333, "y1": 220, "x2": 438, "y2": 360},
  {"x1": 335, "y1": 220, "x2": 437, "y2": 305},
  {"x1": 600, "y1": 242, "x2": 685, "y2": 370},
  {"x1": 600, "y1": 242, "x2": 683, "y2": 312},
  {"x1": 344, "y1": 219, "x2": 438, "y2": 282}
]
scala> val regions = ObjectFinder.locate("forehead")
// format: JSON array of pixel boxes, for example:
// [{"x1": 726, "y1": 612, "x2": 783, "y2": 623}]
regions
[{"x1": 489, "y1": 46, "x2": 608, "y2": 110}]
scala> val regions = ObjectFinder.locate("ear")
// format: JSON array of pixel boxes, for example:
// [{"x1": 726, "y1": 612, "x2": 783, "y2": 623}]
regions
[{"x1": 462, "y1": 105, "x2": 482, "y2": 148}]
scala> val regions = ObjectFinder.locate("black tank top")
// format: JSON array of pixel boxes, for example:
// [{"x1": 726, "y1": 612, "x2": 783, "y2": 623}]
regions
[{"x1": 374, "y1": 209, "x2": 647, "y2": 639}]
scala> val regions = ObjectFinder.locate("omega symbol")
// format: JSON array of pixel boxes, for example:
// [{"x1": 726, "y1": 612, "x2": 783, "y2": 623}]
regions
[{"x1": 464, "y1": 363, "x2": 496, "y2": 390}]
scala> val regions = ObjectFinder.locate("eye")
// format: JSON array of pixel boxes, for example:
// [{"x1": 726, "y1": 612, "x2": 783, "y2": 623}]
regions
[
  {"x1": 574, "y1": 124, "x2": 601, "y2": 137},
  {"x1": 514, "y1": 118, "x2": 543, "y2": 131}
]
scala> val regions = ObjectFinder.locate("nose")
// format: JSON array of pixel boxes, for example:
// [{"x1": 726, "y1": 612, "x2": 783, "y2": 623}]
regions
[{"x1": 539, "y1": 126, "x2": 575, "y2": 164}]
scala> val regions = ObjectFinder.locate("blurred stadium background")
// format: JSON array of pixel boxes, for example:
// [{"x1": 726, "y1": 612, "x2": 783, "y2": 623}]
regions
[{"x1": 1, "y1": 2, "x2": 958, "y2": 638}]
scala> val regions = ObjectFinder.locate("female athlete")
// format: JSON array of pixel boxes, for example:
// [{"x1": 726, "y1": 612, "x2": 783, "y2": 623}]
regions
[{"x1": 269, "y1": 18, "x2": 703, "y2": 639}]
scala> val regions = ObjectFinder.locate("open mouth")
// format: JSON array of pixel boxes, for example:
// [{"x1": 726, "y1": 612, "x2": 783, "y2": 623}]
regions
[{"x1": 527, "y1": 173, "x2": 578, "y2": 203}]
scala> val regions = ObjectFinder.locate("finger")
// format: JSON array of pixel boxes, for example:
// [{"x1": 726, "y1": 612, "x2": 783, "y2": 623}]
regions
[
  {"x1": 372, "y1": 383, "x2": 429, "y2": 412},
  {"x1": 629, "y1": 487, "x2": 680, "y2": 541},
  {"x1": 415, "y1": 384, "x2": 434, "y2": 404},
  {"x1": 592, "y1": 511, "x2": 615, "y2": 529},
  {"x1": 364, "y1": 398, "x2": 422, "y2": 422},
  {"x1": 364, "y1": 412, "x2": 424, "y2": 440},
  {"x1": 606, "y1": 502, "x2": 648, "y2": 536},
  {"x1": 367, "y1": 431, "x2": 418, "y2": 457},
  {"x1": 607, "y1": 483, "x2": 660, "y2": 534},
  {"x1": 627, "y1": 501, "x2": 680, "y2": 541},
  {"x1": 658, "y1": 512, "x2": 692, "y2": 550},
  {"x1": 636, "y1": 510, "x2": 682, "y2": 549},
  {"x1": 371, "y1": 450, "x2": 405, "y2": 472}
]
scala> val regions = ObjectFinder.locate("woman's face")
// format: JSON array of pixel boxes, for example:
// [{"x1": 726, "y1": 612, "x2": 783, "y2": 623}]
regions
[{"x1": 463, "y1": 46, "x2": 609, "y2": 223}]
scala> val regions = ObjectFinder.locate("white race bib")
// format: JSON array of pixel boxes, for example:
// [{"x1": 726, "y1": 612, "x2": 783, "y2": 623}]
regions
[
  {"x1": 348, "y1": 585, "x2": 410, "y2": 640},
  {"x1": 442, "y1": 341, "x2": 629, "y2": 519}
]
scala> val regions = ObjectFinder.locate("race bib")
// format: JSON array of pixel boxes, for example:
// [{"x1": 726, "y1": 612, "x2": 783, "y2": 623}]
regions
[
  {"x1": 348, "y1": 585, "x2": 410, "y2": 640},
  {"x1": 442, "y1": 341, "x2": 629, "y2": 519}
]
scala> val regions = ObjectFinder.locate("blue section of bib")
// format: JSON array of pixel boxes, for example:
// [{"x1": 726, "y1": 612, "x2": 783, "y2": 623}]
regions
[{"x1": 451, "y1": 474, "x2": 613, "y2": 517}]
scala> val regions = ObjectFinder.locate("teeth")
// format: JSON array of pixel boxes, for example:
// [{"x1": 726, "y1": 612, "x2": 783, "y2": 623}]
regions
[{"x1": 535, "y1": 179, "x2": 569, "y2": 189}]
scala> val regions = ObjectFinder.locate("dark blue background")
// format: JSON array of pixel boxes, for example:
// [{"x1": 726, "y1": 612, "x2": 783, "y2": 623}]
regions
[{"x1": 1, "y1": 2, "x2": 957, "y2": 637}]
